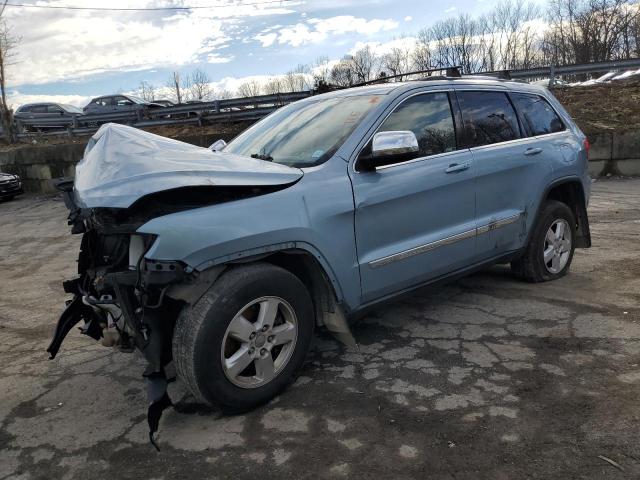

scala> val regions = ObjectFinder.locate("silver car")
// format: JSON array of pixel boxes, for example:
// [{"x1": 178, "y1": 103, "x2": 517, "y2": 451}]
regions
[{"x1": 15, "y1": 103, "x2": 84, "y2": 131}]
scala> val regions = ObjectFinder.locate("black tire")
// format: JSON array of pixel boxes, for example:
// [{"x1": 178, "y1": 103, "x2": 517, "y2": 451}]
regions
[
  {"x1": 173, "y1": 262, "x2": 314, "y2": 413},
  {"x1": 511, "y1": 200, "x2": 576, "y2": 283}
]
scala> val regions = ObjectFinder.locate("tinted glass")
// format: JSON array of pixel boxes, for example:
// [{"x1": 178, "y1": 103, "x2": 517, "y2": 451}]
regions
[
  {"x1": 31, "y1": 105, "x2": 47, "y2": 113},
  {"x1": 116, "y1": 96, "x2": 134, "y2": 106},
  {"x1": 225, "y1": 95, "x2": 381, "y2": 168},
  {"x1": 457, "y1": 91, "x2": 520, "y2": 147},
  {"x1": 377, "y1": 92, "x2": 456, "y2": 157},
  {"x1": 47, "y1": 105, "x2": 64, "y2": 113},
  {"x1": 512, "y1": 93, "x2": 565, "y2": 136}
]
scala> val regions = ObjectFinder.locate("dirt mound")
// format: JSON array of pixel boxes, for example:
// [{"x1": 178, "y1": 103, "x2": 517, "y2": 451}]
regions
[{"x1": 552, "y1": 79, "x2": 640, "y2": 136}]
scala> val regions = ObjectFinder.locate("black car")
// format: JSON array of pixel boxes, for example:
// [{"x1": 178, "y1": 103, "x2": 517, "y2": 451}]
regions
[
  {"x1": 83, "y1": 94, "x2": 166, "y2": 114},
  {"x1": 0, "y1": 172, "x2": 23, "y2": 200},
  {"x1": 15, "y1": 103, "x2": 84, "y2": 132}
]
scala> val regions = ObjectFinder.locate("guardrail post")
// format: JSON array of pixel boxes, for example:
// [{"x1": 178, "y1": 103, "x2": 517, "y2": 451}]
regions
[
  {"x1": 15, "y1": 119, "x2": 22, "y2": 134},
  {"x1": 214, "y1": 100, "x2": 220, "y2": 114},
  {"x1": 549, "y1": 65, "x2": 556, "y2": 87}
]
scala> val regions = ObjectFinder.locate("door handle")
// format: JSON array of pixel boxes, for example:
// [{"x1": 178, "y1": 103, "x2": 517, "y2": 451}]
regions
[
  {"x1": 445, "y1": 162, "x2": 470, "y2": 173},
  {"x1": 524, "y1": 147, "x2": 543, "y2": 156}
]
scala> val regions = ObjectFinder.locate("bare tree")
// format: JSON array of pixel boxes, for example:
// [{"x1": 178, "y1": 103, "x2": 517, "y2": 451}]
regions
[
  {"x1": 351, "y1": 45, "x2": 378, "y2": 83},
  {"x1": 187, "y1": 68, "x2": 213, "y2": 101},
  {"x1": 311, "y1": 56, "x2": 332, "y2": 87},
  {"x1": 412, "y1": 30, "x2": 433, "y2": 71},
  {"x1": 237, "y1": 80, "x2": 262, "y2": 97},
  {"x1": 166, "y1": 71, "x2": 184, "y2": 104},
  {"x1": 0, "y1": 1, "x2": 18, "y2": 143},
  {"x1": 138, "y1": 81, "x2": 156, "y2": 102},
  {"x1": 217, "y1": 89, "x2": 234, "y2": 100},
  {"x1": 330, "y1": 55, "x2": 358, "y2": 87},
  {"x1": 381, "y1": 41, "x2": 412, "y2": 79},
  {"x1": 263, "y1": 76, "x2": 285, "y2": 95}
]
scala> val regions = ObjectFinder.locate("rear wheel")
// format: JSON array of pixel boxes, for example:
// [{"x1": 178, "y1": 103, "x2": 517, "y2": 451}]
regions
[
  {"x1": 173, "y1": 263, "x2": 314, "y2": 412},
  {"x1": 511, "y1": 200, "x2": 576, "y2": 282}
]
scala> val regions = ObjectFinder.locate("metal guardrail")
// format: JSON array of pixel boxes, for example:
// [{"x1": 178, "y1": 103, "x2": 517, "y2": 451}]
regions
[
  {"x1": 16, "y1": 91, "x2": 312, "y2": 138},
  {"x1": 484, "y1": 58, "x2": 640, "y2": 85},
  {"x1": 14, "y1": 58, "x2": 640, "y2": 138}
]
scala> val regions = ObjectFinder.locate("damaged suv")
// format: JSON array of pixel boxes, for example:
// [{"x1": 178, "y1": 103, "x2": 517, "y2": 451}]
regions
[{"x1": 51, "y1": 77, "x2": 591, "y2": 423}]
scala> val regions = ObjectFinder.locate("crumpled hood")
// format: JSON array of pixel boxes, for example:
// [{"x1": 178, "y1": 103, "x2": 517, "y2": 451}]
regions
[{"x1": 74, "y1": 123, "x2": 303, "y2": 209}]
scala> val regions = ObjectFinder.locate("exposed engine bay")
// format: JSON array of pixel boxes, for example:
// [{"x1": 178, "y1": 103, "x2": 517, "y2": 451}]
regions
[{"x1": 48, "y1": 123, "x2": 306, "y2": 449}]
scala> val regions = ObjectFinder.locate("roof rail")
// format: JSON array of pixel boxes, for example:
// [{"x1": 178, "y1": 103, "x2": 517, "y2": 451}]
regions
[{"x1": 349, "y1": 66, "x2": 463, "y2": 88}]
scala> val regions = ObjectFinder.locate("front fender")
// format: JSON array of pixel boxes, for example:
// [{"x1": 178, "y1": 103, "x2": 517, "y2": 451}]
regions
[{"x1": 137, "y1": 160, "x2": 361, "y2": 310}]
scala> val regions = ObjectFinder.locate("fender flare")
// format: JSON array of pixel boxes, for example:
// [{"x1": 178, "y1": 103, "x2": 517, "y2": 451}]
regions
[
  {"x1": 528, "y1": 176, "x2": 591, "y2": 249},
  {"x1": 194, "y1": 241, "x2": 346, "y2": 303}
]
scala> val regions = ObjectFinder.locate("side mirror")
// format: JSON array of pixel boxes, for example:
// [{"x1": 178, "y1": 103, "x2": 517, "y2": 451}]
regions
[
  {"x1": 209, "y1": 139, "x2": 227, "y2": 152},
  {"x1": 358, "y1": 131, "x2": 419, "y2": 171}
]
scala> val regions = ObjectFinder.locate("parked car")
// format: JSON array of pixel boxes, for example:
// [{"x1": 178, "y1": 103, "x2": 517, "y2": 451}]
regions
[
  {"x1": 152, "y1": 99, "x2": 175, "y2": 107},
  {"x1": 0, "y1": 171, "x2": 23, "y2": 201},
  {"x1": 82, "y1": 94, "x2": 166, "y2": 115},
  {"x1": 14, "y1": 103, "x2": 84, "y2": 131},
  {"x1": 50, "y1": 77, "x2": 591, "y2": 439}
]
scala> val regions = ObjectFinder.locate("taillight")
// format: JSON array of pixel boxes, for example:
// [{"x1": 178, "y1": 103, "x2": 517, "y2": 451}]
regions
[{"x1": 583, "y1": 138, "x2": 590, "y2": 160}]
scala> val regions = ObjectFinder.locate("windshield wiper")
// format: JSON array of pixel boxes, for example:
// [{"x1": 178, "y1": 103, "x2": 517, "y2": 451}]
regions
[{"x1": 250, "y1": 153, "x2": 273, "y2": 162}]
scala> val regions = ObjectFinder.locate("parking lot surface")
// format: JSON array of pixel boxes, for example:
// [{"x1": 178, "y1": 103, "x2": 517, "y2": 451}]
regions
[{"x1": 1, "y1": 179, "x2": 639, "y2": 480}]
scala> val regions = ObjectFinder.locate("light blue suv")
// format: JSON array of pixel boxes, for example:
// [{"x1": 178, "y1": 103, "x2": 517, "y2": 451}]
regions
[{"x1": 51, "y1": 77, "x2": 591, "y2": 423}]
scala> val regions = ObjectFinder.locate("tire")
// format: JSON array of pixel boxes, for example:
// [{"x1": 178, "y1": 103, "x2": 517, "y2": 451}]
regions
[
  {"x1": 511, "y1": 200, "x2": 576, "y2": 283},
  {"x1": 173, "y1": 262, "x2": 314, "y2": 413}
]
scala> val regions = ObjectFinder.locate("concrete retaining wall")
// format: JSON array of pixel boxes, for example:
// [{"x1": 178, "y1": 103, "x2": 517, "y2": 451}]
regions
[
  {"x1": 588, "y1": 130, "x2": 640, "y2": 176},
  {"x1": 1, "y1": 129, "x2": 638, "y2": 193}
]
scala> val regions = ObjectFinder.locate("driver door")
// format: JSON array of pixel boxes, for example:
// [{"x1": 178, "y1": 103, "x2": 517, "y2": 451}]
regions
[{"x1": 349, "y1": 91, "x2": 477, "y2": 303}]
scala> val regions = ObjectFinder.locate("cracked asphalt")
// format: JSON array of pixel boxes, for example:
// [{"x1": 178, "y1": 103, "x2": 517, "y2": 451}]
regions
[{"x1": 1, "y1": 178, "x2": 639, "y2": 480}]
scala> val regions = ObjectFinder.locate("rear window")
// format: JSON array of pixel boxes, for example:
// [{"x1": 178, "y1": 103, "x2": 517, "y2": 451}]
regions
[
  {"x1": 457, "y1": 91, "x2": 520, "y2": 147},
  {"x1": 511, "y1": 93, "x2": 565, "y2": 136}
]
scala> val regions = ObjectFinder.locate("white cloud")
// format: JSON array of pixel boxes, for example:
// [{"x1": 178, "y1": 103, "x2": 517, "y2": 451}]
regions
[
  {"x1": 255, "y1": 15, "x2": 399, "y2": 48},
  {"x1": 5, "y1": 1, "x2": 298, "y2": 87},
  {"x1": 8, "y1": 92, "x2": 94, "y2": 109},
  {"x1": 445, "y1": 6, "x2": 457, "y2": 13},
  {"x1": 404, "y1": 16, "x2": 413, "y2": 22}
]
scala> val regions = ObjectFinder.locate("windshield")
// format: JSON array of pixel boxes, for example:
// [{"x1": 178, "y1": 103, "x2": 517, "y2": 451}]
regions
[
  {"x1": 61, "y1": 104, "x2": 83, "y2": 113},
  {"x1": 224, "y1": 94, "x2": 382, "y2": 168},
  {"x1": 127, "y1": 95, "x2": 146, "y2": 104}
]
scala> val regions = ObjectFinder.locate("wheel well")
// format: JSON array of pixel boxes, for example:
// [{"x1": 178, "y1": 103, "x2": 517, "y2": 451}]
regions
[
  {"x1": 261, "y1": 250, "x2": 342, "y2": 327},
  {"x1": 544, "y1": 181, "x2": 591, "y2": 248}
]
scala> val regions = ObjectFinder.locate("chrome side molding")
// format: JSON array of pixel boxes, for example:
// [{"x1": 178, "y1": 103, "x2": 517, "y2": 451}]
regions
[{"x1": 369, "y1": 212, "x2": 523, "y2": 268}]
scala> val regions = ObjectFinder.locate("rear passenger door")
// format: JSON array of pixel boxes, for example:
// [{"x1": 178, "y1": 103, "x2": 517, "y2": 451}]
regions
[{"x1": 455, "y1": 88, "x2": 553, "y2": 258}]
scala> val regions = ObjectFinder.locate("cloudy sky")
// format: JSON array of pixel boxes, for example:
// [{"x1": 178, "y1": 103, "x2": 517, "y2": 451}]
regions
[{"x1": 5, "y1": 0, "x2": 544, "y2": 107}]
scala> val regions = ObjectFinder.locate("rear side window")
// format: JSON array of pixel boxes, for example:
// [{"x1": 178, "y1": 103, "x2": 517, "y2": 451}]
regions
[
  {"x1": 511, "y1": 93, "x2": 565, "y2": 136},
  {"x1": 378, "y1": 92, "x2": 456, "y2": 157},
  {"x1": 31, "y1": 105, "x2": 47, "y2": 114},
  {"x1": 47, "y1": 105, "x2": 64, "y2": 113},
  {"x1": 457, "y1": 91, "x2": 520, "y2": 147}
]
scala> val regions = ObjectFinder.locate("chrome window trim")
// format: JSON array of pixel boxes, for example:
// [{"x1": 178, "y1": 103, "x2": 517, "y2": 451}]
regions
[
  {"x1": 352, "y1": 89, "x2": 458, "y2": 173},
  {"x1": 369, "y1": 212, "x2": 523, "y2": 268},
  {"x1": 375, "y1": 149, "x2": 461, "y2": 171}
]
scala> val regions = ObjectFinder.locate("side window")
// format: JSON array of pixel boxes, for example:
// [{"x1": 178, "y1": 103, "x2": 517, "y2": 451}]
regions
[
  {"x1": 47, "y1": 105, "x2": 64, "y2": 114},
  {"x1": 116, "y1": 96, "x2": 134, "y2": 106},
  {"x1": 457, "y1": 91, "x2": 521, "y2": 147},
  {"x1": 511, "y1": 93, "x2": 565, "y2": 136},
  {"x1": 377, "y1": 92, "x2": 456, "y2": 157},
  {"x1": 31, "y1": 105, "x2": 47, "y2": 114}
]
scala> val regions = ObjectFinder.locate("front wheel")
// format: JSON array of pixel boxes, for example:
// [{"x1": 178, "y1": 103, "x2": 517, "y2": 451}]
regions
[
  {"x1": 173, "y1": 263, "x2": 314, "y2": 412},
  {"x1": 511, "y1": 200, "x2": 576, "y2": 282}
]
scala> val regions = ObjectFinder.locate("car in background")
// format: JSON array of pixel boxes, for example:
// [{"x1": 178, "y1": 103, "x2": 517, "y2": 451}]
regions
[
  {"x1": 14, "y1": 103, "x2": 84, "y2": 132},
  {"x1": 83, "y1": 94, "x2": 166, "y2": 115},
  {"x1": 152, "y1": 99, "x2": 175, "y2": 107},
  {"x1": 0, "y1": 172, "x2": 23, "y2": 201}
]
